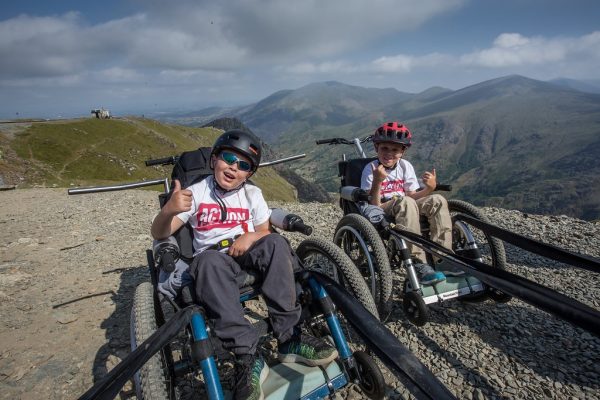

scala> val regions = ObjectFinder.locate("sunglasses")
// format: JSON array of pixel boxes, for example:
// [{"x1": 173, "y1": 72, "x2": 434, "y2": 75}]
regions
[{"x1": 220, "y1": 151, "x2": 253, "y2": 172}]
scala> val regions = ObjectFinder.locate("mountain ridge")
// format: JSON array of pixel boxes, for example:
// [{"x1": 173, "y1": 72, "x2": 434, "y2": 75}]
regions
[{"x1": 157, "y1": 75, "x2": 600, "y2": 220}]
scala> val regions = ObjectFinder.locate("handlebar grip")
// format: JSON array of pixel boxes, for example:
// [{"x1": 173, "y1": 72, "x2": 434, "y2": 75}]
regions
[
  {"x1": 293, "y1": 222, "x2": 313, "y2": 236},
  {"x1": 161, "y1": 251, "x2": 176, "y2": 273},
  {"x1": 316, "y1": 139, "x2": 336, "y2": 145},
  {"x1": 145, "y1": 156, "x2": 175, "y2": 166},
  {"x1": 435, "y1": 184, "x2": 452, "y2": 192}
]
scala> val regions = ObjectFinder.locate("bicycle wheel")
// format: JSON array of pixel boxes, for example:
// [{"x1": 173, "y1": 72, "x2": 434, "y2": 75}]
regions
[
  {"x1": 131, "y1": 281, "x2": 172, "y2": 400},
  {"x1": 334, "y1": 214, "x2": 392, "y2": 317},
  {"x1": 296, "y1": 237, "x2": 379, "y2": 320},
  {"x1": 448, "y1": 199, "x2": 511, "y2": 303}
]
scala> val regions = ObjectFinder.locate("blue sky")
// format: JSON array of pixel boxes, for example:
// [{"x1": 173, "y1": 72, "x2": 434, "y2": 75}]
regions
[{"x1": 1, "y1": 0, "x2": 599, "y2": 118}]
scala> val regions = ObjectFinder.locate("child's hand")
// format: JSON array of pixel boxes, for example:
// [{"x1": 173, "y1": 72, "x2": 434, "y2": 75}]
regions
[
  {"x1": 165, "y1": 179, "x2": 193, "y2": 215},
  {"x1": 228, "y1": 233, "x2": 255, "y2": 257},
  {"x1": 421, "y1": 168, "x2": 437, "y2": 191},
  {"x1": 373, "y1": 163, "x2": 388, "y2": 182}
]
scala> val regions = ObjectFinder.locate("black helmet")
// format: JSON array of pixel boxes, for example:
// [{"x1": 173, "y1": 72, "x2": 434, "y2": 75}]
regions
[{"x1": 211, "y1": 129, "x2": 262, "y2": 172}]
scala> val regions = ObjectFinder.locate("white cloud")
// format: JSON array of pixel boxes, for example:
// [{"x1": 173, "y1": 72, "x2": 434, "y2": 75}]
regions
[
  {"x1": 459, "y1": 32, "x2": 600, "y2": 68},
  {"x1": 0, "y1": 0, "x2": 464, "y2": 80},
  {"x1": 282, "y1": 61, "x2": 358, "y2": 75},
  {"x1": 349, "y1": 31, "x2": 600, "y2": 81},
  {"x1": 97, "y1": 67, "x2": 143, "y2": 83},
  {"x1": 369, "y1": 53, "x2": 450, "y2": 73},
  {"x1": 217, "y1": 0, "x2": 464, "y2": 59}
]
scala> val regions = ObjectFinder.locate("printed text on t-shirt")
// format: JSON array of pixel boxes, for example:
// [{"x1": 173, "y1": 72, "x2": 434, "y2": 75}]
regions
[
  {"x1": 380, "y1": 179, "x2": 405, "y2": 196},
  {"x1": 195, "y1": 203, "x2": 250, "y2": 230}
]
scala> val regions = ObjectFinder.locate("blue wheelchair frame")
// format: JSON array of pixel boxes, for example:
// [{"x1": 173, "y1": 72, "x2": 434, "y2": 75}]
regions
[{"x1": 186, "y1": 274, "x2": 354, "y2": 400}]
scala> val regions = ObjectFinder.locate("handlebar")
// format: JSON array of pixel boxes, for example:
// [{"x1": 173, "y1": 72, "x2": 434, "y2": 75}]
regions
[
  {"x1": 68, "y1": 178, "x2": 170, "y2": 195},
  {"x1": 415, "y1": 183, "x2": 452, "y2": 192},
  {"x1": 144, "y1": 153, "x2": 306, "y2": 168},
  {"x1": 145, "y1": 156, "x2": 178, "y2": 167},
  {"x1": 315, "y1": 136, "x2": 372, "y2": 146},
  {"x1": 289, "y1": 220, "x2": 313, "y2": 236}
]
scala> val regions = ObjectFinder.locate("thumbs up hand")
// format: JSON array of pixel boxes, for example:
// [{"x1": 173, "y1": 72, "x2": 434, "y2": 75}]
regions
[
  {"x1": 165, "y1": 179, "x2": 193, "y2": 215},
  {"x1": 372, "y1": 163, "x2": 388, "y2": 183},
  {"x1": 421, "y1": 168, "x2": 437, "y2": 191}
]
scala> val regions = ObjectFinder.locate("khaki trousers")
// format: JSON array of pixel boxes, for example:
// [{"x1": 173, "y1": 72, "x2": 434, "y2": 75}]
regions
[{"x1": 381, "y1": 194, "x2": 452, "y2": 263}]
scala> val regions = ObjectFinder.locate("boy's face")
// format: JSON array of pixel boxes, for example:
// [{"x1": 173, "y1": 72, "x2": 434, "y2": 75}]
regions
[
  {"x1": 375, "y1": 141, "x2": 407, "y2": 168},
  {"x1": 212, "y1": 150, "x2": 253, "y2": 190}
]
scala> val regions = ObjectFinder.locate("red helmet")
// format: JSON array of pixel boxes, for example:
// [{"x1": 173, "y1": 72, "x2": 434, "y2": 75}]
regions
[{"x1": 372, "y1": 122, "x2": 412, "y2": 147}]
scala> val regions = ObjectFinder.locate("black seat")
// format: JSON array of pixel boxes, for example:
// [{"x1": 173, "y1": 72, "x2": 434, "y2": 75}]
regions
[
  {"x1": 338, "y1": 158, "x2": 376, "y2": 215},
  {"x1": 338, "y1": 157, "x2": 376, "y2": 188}
]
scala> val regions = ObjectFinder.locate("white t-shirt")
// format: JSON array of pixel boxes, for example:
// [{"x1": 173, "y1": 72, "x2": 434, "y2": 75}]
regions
[
  {"x1": 360, "y1": 159, "x2": 420, "y2": 201},
  {"x1": 176, "y1": 176, "x2": 270, "y2": 255}
]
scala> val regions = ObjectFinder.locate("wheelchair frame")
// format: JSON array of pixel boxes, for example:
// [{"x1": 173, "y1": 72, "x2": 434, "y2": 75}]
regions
[
  {"x1": 69, "y1": 149, "x2": 386, "y2": 399},
  {"x1": 316, "y1": 135, "x2": 510, "y2": 325},
  {"x1": 132, "y1": 242, "x2": 383, "y2": 400}
]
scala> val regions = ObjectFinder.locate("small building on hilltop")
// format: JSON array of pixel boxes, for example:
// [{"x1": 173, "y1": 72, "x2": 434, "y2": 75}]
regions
[{"x1": 91, "y1": 108, "x2": 111, "y2": 119}]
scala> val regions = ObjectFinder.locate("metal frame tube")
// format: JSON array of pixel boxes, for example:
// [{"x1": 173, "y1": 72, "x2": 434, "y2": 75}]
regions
[
  {"x1": 68, "y1": 178, "x2": 169, "y2": 195},
  {"x1": 190, "y1": 313, "x2": 224, "y2": 400},
  {"x1": 307, "y1": 277, "x2": 352, "y2": 359}
]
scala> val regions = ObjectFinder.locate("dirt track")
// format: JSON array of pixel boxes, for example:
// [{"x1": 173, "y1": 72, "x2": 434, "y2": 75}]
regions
[
  {"x1": 0, "y1": 188, "x2": 157, "y2": 399},
  {"x1": 1, "y1": 188, "x2": 599, "y2": 399}
]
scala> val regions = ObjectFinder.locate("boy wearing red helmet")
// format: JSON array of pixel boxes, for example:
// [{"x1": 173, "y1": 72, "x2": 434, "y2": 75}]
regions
[
  {"x1": 361, "y1": 122, "x2": 463, "y2": 285},
  {"x1": 152, "y1": 130, "x2": 337, "y2": 400}
]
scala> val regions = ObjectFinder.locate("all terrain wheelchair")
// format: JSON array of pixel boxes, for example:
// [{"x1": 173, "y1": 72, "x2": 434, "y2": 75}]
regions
[
  {"x1": 315, "y1": 136, "x2": 511, "y2": 326},
  {"x1": 125, "y1": 148, "x2": 385, "y2": 399},
  {"x1": 133, "y1": 226, "x2": 385, "y2": 399}
]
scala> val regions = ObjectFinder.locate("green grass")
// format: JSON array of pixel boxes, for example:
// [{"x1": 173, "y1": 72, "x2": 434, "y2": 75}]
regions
[{"x1": 6, "y1": 117, "x2": 298, "y2": 202}]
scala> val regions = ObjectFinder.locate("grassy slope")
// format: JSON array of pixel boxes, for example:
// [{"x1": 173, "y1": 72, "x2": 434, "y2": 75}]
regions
[{"x1": 2, "y1": 117, "x2": 297, "y2": 202}]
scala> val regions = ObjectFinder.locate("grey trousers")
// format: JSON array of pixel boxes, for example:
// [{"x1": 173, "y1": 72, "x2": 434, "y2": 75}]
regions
[{"x1": 189, "y1": 233, "x2": 302, "y2": 356}]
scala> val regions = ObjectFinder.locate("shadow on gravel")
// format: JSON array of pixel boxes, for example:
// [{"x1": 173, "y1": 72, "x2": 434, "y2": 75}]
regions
[
  {"x1": 387, "y1": 301, "x2": 508, "y2": 400},
  {"x1": 390, "y1": 297, "x2": 600, "y2": 397},
  {"x1": 90, "y1": 264, "x2": 151, "y2": 395},
  {"x1": 443, "y1": 301, "x2": 599, "y2": 389}
]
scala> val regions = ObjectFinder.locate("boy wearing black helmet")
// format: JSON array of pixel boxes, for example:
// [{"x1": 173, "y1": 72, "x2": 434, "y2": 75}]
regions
[
  {"x1": 151, "y1": 129, "x2": 337, "y2": 400},
  {"x1": 361, "y1": 122, "x2": 463, "y2": 285}
]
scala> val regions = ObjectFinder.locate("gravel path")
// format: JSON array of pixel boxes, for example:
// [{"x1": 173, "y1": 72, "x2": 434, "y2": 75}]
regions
[{"x1": 0, "y1": 189, "x2": 598, "y2": 399}]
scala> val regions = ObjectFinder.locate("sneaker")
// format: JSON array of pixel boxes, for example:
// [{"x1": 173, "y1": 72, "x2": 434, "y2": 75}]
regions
[
  {"x1": 436, "y1": 259, "x2": 465, "y2": 277},
  {"x1": 414, "y1": 262, "x2": 446, "y2": 285},
  {"x1": 233, "y1": 353, "x2": 269, "y2": 400},
  {"x1": 278, "y1": 333, "x2": 339, "y2": 366}
]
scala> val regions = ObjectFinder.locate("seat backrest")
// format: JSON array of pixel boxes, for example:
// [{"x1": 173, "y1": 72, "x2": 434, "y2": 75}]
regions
[
  {"x1": 172, "y1": 147, "x2": 213, "y2": 189},
  {"x1": 337, "y1": 157, "x2": 375, "y2": 215},
  {"x1": 338, "y1": 157, "x2": 376, "y2": 188},
  {"x1": 157, "y1": 148, "x2": 214, "y2": 260},
  {"x1": 158, "y1": 147, "x2": 213, "y2": 209}
]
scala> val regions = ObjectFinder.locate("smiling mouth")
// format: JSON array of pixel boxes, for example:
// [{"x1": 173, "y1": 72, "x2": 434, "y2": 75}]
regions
[{"x1": 223, "y1": 171, "x2": 235, "y2": 180}]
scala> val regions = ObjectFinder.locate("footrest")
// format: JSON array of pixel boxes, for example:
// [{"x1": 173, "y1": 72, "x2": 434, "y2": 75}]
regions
[
  {"x1": 262, "y1": 361, "x2": 347, "y2": 399},
  {"x1": 421, "y1": 276, "x2": 485, "y2": 305}
]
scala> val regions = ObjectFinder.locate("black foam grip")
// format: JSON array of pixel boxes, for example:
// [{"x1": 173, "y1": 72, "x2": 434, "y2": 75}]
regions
[{"x1": 435, "y1": 184, "x2": 452, "y2": 192}]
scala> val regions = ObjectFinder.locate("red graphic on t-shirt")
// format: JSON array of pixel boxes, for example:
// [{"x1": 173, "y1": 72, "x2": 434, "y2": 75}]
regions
[
  {"x1": 195, "y1": 203, "x2": 250, "y2": 231},
  {"x1": 380, "y1": 179, "x2": 405, "y2": 196}
]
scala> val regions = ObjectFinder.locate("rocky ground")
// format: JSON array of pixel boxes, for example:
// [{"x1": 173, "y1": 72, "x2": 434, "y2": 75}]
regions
[{"x1": 0, "y1": 188, "x2": 599, "y2": 399}]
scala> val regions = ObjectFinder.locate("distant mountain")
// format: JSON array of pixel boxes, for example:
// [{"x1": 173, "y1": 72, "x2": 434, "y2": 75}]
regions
[
  {"x1": 201, "y1": 117, "x2": 331, "y2": 202},
  {"x1": 234, "y1": 81, "x2": 413, "y2": 142},
  {"x1": 157, "y1": 106, "x2": 240, "y2": 126},
  {"x1": 157, "y1": 76, "x2": 600, "y2": 220},
  {"x1": 549, "y1": 78, "x2": 600, "y2": 94},
  {"x1": 202, "y1": 117, "x2": 249, "y2": 132}
]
